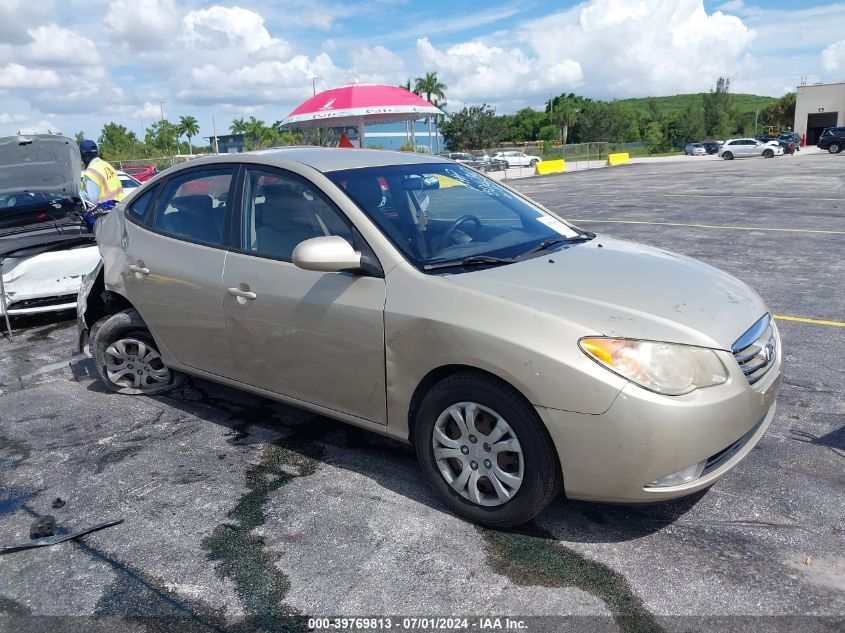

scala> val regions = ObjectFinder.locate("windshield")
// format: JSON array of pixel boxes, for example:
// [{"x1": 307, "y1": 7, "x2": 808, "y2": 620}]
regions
[{"x1": 328, "y1": 163, "x2": 583, "y2": 271}]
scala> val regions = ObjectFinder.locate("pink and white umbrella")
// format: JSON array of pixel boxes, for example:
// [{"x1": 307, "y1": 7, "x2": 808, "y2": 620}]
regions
[{"x1": 280, "y1": 83, "x2": 443, "y2": 149}]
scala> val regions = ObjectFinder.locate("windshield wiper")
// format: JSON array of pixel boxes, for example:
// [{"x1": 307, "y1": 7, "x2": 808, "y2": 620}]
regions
[
  {"x1": 518, "y1": 233, "x2": 596, "y2": 258},
  {"x1": 423, "y1": 255, "x2": 517, "y2": 271}
]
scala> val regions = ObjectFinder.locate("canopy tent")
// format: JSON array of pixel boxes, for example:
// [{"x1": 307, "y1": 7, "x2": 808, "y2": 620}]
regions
[{"x1": 280, "y1": 83, "x2": 443, "y2": 150}]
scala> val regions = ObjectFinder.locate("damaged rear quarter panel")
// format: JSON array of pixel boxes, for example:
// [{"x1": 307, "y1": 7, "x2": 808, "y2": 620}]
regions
[{"x1": 383, "y1": 263, "x2": 626, "y2": 437}]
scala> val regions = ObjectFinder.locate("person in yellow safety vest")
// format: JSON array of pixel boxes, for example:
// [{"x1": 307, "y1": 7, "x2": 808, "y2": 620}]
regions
[{"x1": 79, "y1": 139, "x2": 125, "y2": 205}]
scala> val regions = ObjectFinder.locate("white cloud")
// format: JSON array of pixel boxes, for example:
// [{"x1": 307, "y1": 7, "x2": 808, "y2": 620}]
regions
[
  {"x1": 182, "y1": 6, "x2": 281, "y2": 53},
  {"x1": 132, "y1": 102, "x2": 164, "y2": 120},
  {"x1": 350, "y1": 45, "x2": 405, "y2": 82},
  {"x1": 177, "y1": 53, "x2": 342, "y2": 106},
  {"x1": 0, "y1": 112, "x2": 27, "y2": 124},
  {"x1": 717, "y1": 0, "x2": 744, "y2": 11},
  {"x1": 0, "y1": 63, "x2": 59, "y2": 88},
  {"x1": 104, "y1": 0, "x2": 180, "y2": 50},
  {"x1": 518, "y1": 0, "x2": 755, "y2": 98},
  {"x1": 18, "y1": 119, "x2": 60, "y2": 134},
  {"x1": 821, "y1": 39, "x2": 845, "y2": 74},
  {"x1": 0, "y1": 0, "x2": 54, "y2": 45},
  {"x1": 22, "y1": 25, "x2": 100, "y2": 66},
  {"x1": 416, "y1": 37, "x2": 582, "y2": 108}
]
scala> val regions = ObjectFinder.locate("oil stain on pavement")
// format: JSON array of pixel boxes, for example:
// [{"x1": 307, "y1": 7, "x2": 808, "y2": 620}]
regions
[{"x1": 480, "y1": 524, "x2": 662, "y2": 633}]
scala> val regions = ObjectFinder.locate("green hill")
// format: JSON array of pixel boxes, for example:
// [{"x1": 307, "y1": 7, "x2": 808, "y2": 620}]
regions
[{"x1": 618, "y1": 93, "x2": 777, "y2": 117}]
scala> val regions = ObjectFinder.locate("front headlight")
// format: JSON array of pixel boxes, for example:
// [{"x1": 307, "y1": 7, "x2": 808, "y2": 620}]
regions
[{"x1": 579, "y1": 338, "x2": 728, "y2": 395}]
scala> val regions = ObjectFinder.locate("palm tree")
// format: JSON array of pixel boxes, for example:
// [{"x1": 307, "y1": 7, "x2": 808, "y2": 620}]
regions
[
  {"x1": 548, "y1": 95, "x2": 581, "y2": 145},
  {"x1": 414, "y1": 72, "x2": 447, "y2": 153},
  {"x1": 178, "y1": 115, "x2": 200, "y2": 155},
  {"x1": 244, "y1": 116, "x2": 266, "y2": 150},
  {"x1": 230, "y1": 117, "x2": 248, "y2": 134}
]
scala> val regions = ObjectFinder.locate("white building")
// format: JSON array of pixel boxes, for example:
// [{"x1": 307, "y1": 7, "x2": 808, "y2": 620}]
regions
[{"x1": 794, "y1": 81, "x2": 845, "y2": 144}]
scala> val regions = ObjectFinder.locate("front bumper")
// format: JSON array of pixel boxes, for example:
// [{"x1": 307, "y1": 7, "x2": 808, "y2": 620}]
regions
[
  {"x1": 1, "y1": 246, "x2": 100, "y2": 316},
  {"x1": 537, "y1": 346, "x2": 783, "y2": 503}
]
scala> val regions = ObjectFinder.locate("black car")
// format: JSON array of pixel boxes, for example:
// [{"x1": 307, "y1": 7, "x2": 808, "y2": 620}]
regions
[
  {"x1": 818, "y1": 127, "x2": 845, "y2": 154},
  {"x1": 701, "y1": 141, "x2": 721, "y2": 154}
]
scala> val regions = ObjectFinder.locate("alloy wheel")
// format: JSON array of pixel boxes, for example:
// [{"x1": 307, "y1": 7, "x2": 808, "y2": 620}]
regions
[
  {"x1": 431, "y1": 402, "x2": 524, "y2": 507},
  {"x1": 105, "y1": 337, "x2": 172, "y2": 391}
]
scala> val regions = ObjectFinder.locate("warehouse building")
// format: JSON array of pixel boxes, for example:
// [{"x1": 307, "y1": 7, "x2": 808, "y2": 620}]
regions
[{"x1": 794, "y1": 81, "x2": 845, "y2": 144}]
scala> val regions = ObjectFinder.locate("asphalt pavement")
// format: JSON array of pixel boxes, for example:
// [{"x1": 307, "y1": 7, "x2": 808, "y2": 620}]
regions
[{"x1": 0, "y1": 152, "x2": 843, "y2": 633}]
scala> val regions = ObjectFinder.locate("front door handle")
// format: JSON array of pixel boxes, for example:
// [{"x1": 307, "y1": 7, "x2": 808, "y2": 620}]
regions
[
  {"x1": 129, "y1": 263, "x2": 150, "y2": 275},
  {"x1": 227, "y1": 287, "x2": 257, "y2": 301}
]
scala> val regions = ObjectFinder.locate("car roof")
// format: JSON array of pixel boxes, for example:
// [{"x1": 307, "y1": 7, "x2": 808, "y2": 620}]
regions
[{"x1": 166, "y1": 147, "x2": 451, "y2": 174}]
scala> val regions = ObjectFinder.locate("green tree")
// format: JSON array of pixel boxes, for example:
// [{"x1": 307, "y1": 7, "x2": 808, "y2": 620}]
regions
[
  {"x1": 98, "y1": 123, "x2": 139, "y2": 159},
  {"x1": 548, "y1": 94, "x2": 584, "y2": 145},
  {"x1": 760, "y1": 92, "x2": 796, "y2": 130},
  {"x1": 644, "y1": 121, "x2": 664, "y2": 154},
  {"x1": 74, "y1": 131, "x2": 86, "y2": 144},
  {"x1": 703, "y1": 77, "x2": 735, "y2": 138},
  {"x1": 178, "y1": 115, "x2": 200, "y2": 155},
  {"x1": 230, "y1": 117, "x2": 248, "y2": 134},
  {"x1": 144, "y1": 119, "x2": 179, "y2": 154},
  {"x1": 677, "y1": 102, "x2": 705, "y2": 144},
  {"x1": 441, "y1": 104, "x2": 505, "y2": 151},
  {"x1": 243, "y1": 116, "x2": 267, "y2": 150},
  {"x1": 414, "y1": 71, "x2": 447, "y2": 151}
]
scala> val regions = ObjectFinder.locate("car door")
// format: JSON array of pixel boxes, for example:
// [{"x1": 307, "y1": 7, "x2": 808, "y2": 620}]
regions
[
  {"x1": 221, "y1": 166, "x2": 388, "y2": 424},
  {"x1": 121, "y1": 166, "x2": 235, "y2": 375}
]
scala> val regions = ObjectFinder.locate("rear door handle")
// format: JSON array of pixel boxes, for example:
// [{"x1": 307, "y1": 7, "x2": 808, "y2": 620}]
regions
[
  {"x1": 227, "y1": 287, "x2": 257, "y2": 300},
  {"x1": 128, "y1": 264, "x2": 150, "y2": 275}
]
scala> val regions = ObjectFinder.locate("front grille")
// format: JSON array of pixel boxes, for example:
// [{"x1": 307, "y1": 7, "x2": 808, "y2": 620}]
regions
[
  {"x1": 6, "y1": 293, "x2": 78, "y2": 310},
  {"x1": 732, "y1": 314, "x2": 777, "y2": 385},
  {"x1": 702, "y1": 418, "x2": 764, "y2": 476}
]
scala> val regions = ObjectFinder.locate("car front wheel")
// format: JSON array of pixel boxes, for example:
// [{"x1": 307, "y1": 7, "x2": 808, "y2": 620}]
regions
[
  {"x1": 414, "y1": 373, "x2": 561, "y2": 527},
  {"x1": 722, "y1": 151, "x2": 733, "y2": 160},
  {"x1": 92, "y1": 309, "x2": 185, "y2": 395},
  {"x1": 762, "y1": 149, "x2": 774, "y2": 158},
  {"x1": 829, "y1": 143, "x2": 841, "y2": 154}
]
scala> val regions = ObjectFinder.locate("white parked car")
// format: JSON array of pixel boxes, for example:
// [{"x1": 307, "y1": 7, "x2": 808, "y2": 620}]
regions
[
  {"x1": 492, "y1": 150, "x2": 542, "y2": 168},
  {"x1": 0, "y1": 135, "x2": 101, "y2": 321},
  {"x1": 718, "y1": 138, "x2": 783, "y2": 160},
  {"x1": 117, "y1": 170, "x2": 142, "y2": 193}
]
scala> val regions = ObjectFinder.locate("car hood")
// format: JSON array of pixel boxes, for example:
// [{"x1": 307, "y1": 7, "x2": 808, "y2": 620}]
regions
[
  {"x1": 0, "y1": 134, "x2": 81, "y2": 197},
  {"x1": 444, "y1": 236, "x2": 767, "y2": 350}
]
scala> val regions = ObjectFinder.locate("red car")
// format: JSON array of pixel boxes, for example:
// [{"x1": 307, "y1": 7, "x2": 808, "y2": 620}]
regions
[{"x1": 122, "y1": 165, "x2": 158, "y2": 182}]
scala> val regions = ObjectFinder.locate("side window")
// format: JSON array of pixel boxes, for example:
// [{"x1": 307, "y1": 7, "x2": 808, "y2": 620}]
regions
[
  {"x1": 126, "y1": 186, "x2": 157, "y2": 223},
  {"x1": 242, "y1": 168, "x2": 354, "y2": 262},
  {"x1": 152, "y1": 168, "x2": 233, "y2": 246}
]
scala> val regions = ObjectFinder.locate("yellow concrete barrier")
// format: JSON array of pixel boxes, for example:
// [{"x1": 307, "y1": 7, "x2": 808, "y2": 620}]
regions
[
  {"x1": 535, "y1": 159, "x2": 566, "y2": 175},
  {"x1": 606, "y1": 152, "x2": 631, "y2": 166},
  {"x1": 434, "y1": 174, "x2": 465, "y2": 188}
]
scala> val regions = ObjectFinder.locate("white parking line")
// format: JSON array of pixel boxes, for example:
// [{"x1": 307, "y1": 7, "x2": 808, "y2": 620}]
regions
[{"x1": 567, "y1": 219, "x2": 845, "y2": 235}]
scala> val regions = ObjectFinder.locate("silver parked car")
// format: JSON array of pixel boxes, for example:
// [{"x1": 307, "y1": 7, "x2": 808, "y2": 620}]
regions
[
  {"x1": 684, "y1": 143, "x2": 707, "y2": 156},
  {"x1": 78, "y1": 149, "x2": 782, "y2": 526},
  {"x1": 718, "y1": 138, "x2": 784, "y2": 159}
]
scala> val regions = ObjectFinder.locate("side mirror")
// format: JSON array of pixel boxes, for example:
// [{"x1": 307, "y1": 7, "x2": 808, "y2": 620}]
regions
[{"x1": 292, "y1": 236, "x2": 362, "y2": 273}]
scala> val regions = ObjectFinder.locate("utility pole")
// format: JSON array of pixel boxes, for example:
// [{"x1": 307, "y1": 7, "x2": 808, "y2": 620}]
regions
[{"x1": 159, "y1": 102, "x2": 165, "y2": 121}]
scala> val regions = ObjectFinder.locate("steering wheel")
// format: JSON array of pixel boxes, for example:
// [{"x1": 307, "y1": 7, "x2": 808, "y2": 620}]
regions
[{"x1": 439, "y1": 215, "x2": 482, "y2": 251}]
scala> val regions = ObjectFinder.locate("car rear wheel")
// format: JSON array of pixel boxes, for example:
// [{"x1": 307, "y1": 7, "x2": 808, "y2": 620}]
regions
[
  {"x1": 763, "y1": 149, "x2": 774, "y2": 158},
  {"x1": 829, "y1": 143, "x2": 841, "y2": 154},
  {"x1": 92, "y1": 309, "x2": 184, "y2": 396},
  {"x1": 414, "y1": 372, "x2": 561, "y2": 527},
  {"x1": 722, "y1": 151, "x2": 733, "y2": 160}
]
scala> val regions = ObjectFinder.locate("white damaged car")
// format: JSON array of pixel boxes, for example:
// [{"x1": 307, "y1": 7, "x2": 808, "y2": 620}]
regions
[{"x1": 0, "y1": 134, "x2": 101, "y2": 319}]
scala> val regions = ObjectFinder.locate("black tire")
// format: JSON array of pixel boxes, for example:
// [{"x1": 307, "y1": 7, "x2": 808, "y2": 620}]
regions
[
  {"x1": 414, "y1": 372, "x2": 561, "y2": 527},
  {"x1": 530, "y1": 159, "x2": 538, "y2": 167},
  {"x1": 92, "y1": 308, "x2": 184, "y2": 396},
  {"x1": 503, "y1": 161, "x2": 510, "y2": 169},
  {"x1": 763, "y1": 149, "x2": 774, "y2": 158},
  {"x1": 722, "y1": 151, "x2": 733, "y2": 160},
  {"x1": 829, "y1": 143, "x2": 841, "y2": 154}
]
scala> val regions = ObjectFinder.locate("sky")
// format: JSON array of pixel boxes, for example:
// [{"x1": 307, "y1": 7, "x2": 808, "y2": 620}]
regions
[{"x1": 1, "y1": 0, "x2": 844, "y2": 143}]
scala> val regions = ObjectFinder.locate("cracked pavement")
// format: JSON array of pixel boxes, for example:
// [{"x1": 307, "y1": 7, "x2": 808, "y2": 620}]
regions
[{"x1": 0, "y1": 154, "x2": 843, "y2": 632}]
